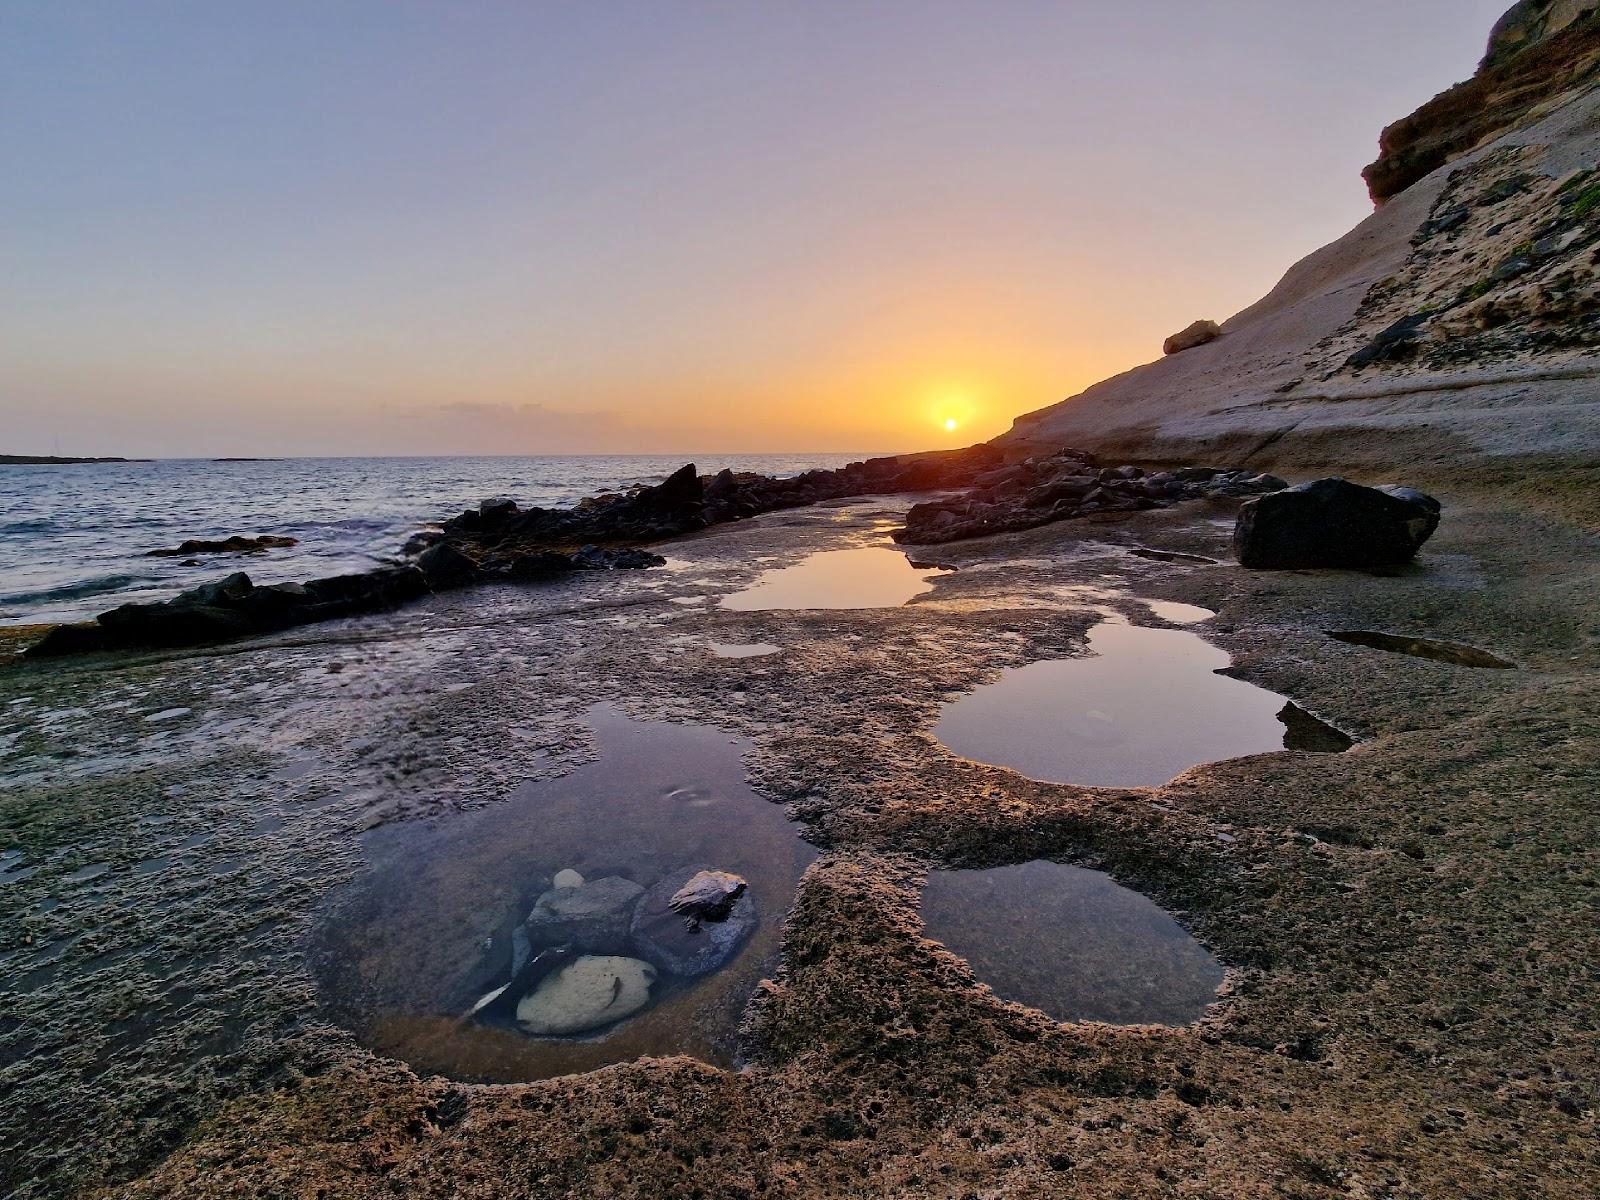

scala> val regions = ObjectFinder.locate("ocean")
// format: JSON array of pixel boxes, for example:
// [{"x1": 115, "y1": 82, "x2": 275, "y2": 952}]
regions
[{"x1": 0, "y1": 454, "x2": 874, "y2": 626}]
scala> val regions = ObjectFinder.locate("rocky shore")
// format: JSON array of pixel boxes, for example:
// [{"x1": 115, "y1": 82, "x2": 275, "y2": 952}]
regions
[
  {"x1": 16, "y1": 445, "x2": 1285, "y2": 658},
  {"x1": 1, "y1": 6, "x2": 1596, "y2": 1199},
  {"x1": 2, "y1": 466, "x2": 1594, "y2": 1199},
  {"x1": 22, "y1": 444, "x2": 1390, "y2": 660}
]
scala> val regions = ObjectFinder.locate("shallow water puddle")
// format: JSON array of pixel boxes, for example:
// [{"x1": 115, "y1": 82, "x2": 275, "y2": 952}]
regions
[
  {"x1": 933, "y1": 620, "x2": 1343, "y2": 787},
  {"x1": 1326, "y1": 629, "x2": 1515, "y2": 669},
  {"x1": 922, "y1": 860, "x2": 1223, "y2": 1025},
  {"x1": 1128, "y1": 547, "x2": 1218, "y2": 565},
  {"x1": 310, "y1": 704, "x2": 815, "y2": 1082},
  {"x1": 721, "y1": 546, "x2": 950, "y2": 610},
  {"x1": 1143, "y1": 599, "x2": 1214, "y2": 625}
]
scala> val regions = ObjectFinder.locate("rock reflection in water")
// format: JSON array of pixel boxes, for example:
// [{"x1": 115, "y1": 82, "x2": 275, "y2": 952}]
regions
[
  {"x1": 309, "y1": 704, "x2": 815, "y2": 1082},
  {"x1": 722, "y1": 546, "x2": 949, "y2": 611},
  {"x1": 921, "y1": 860, "x2": 1223, "y2": 1026},
  {"x1": 933, "y1": 620, "x2": 1307, "y2": 787}
]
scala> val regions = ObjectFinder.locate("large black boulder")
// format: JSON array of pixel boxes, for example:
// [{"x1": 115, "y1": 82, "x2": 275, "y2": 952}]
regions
[{"x1": 1234, "y1": 478, "x2": 1441, "y2": 569}]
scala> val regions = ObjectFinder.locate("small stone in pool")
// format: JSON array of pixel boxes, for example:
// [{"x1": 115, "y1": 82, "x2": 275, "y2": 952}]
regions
[
  {"x1": 524, "y1": 876, "x2": 643, "y2": 952},
  {"x1": 633, "y1": 869, "x2": 757, "y2": 977},
  {"x1": 516, "y1": 955, "x2": 657, "y2": 1035},
  {"x1": 552, "y1": 868, "x2": 585, "y2": 890},
  {"x1": 668, "y1": 869, "x2": 748, "y2": 922}
]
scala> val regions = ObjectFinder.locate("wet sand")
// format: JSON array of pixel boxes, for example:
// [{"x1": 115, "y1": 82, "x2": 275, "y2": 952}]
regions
[{"x1": 2, "y1": 481, "x2": 1597, "y2": 1198}]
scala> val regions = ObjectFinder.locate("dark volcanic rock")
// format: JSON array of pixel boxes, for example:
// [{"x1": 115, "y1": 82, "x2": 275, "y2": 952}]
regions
[
  {"x1": 416, "y1": 543, "x2": 481, "y2": 590},
  {"x1": 145, "y1": 535, "x2": 297, "y2": 557},
  {"x1": 440, "y1": 447, "x2": 1009, "y2": 565},
  {"x1": 23, "y1": 565, "x2": 430, "y2": 657},
  {"x1": 1345, "y1": 313, "x2": 1431, "y2": 369},
  {"x1": 894, "y1": 453, "x2": 1287, "y2": 546},
  {"x1": 507, "y1": 552, "x2": 576, "y2": 579},
  {"x1": 401, "y1": 529, "x2": 444, "y2": 555},
  {"x1": 1234, "y1": 478, "x2": 1442, "y2": 569},
  {"x1": 22, "y1": 623, "x2": 112, "y2": 656}
]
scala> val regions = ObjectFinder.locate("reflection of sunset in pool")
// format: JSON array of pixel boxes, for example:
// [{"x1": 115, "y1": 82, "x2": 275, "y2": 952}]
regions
[{"x1": 722, "y1": 546, "x2": 951, "y2": 611}]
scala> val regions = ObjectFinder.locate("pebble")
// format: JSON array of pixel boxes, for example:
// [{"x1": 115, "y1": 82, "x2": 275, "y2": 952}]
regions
[{"x1": 515, "y1": 955, "x2": 657, "y2": 1035}]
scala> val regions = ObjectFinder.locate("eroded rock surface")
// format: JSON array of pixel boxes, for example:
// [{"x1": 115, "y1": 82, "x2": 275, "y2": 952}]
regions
[
  {"x1": 1364, "y1": 6, "x2": 1599, "y2": 203},
  {"x1": 3, "y1": 484, "x2": 1597, "y2": 1200}
]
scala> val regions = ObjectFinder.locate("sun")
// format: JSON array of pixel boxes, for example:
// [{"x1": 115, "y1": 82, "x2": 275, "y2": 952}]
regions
[{"x1": 943, "y1": 418, "x2": 959, "y2": 432}]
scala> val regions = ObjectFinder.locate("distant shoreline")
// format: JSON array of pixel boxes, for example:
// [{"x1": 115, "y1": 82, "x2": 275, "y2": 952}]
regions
[{"x1": 0, "y1": 454, "x2": 151, "y2": 465}]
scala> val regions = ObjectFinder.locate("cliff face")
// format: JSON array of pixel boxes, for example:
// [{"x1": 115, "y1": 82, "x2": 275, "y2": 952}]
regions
[
  {"x1": 1363, "y1": 7, "x2": 1599, "y2": 204},
  {"x1": 1484, "y1": 0, "x2": 1599, "y2": 68},
  {"x1": 995, "y1": 4, "x2": 1600, "y2": 514}
]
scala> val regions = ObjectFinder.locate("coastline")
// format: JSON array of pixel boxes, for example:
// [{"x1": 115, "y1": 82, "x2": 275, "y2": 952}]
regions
[
  {"x1": 0, "y1": 455, "x2": 150, "y2": 465},
  {"x1": 3, "y1": 7, "x2": 1598, "y2": 1195},
  {"x1": 3, "y1": 477, "x2": 1594, "y2": 1197}
]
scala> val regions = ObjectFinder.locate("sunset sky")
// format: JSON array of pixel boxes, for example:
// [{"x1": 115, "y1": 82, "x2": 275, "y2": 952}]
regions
[{"x1": 2, "y1": 1, "x2": 1509, "y2": 458}]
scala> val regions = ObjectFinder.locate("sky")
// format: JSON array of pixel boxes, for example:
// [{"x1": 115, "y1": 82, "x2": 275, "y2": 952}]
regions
[{"x1": 1, "y1": 0, "x2": 1511, "y2": 458}]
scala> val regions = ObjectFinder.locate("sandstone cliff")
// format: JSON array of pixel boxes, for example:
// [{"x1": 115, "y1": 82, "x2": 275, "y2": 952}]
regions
[
  {"x1": 1364, "y1": 3, "x2": 1599, "y2": 204},
  {"x1": 996, "y1": 3, "x2": 1600, "y2": 520},
  {"x1": 1484, "y1": 0, "x2": 1599, "y2": 68}
]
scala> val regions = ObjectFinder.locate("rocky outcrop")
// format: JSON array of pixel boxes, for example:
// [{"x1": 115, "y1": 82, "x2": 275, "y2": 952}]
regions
[
  {"x1": 438, "y1": 447, "x2": 1008, "y2": 567},
  {"x1": 1484, "y1": 1, "x2": 1599, "y2": 68},
  {"x1": 895, "y1": 449, "x2": 1286, "y2": 545},
  {"x1": 1363, "y1": 6, "x2": 1599, "y2": 204},
  {"x1": 21, "y1": 447, "x2": 1009, "y2": 659},
  {"x1": 145, "y1": 535, "x2": 298, "y2": 557},
  {"x1": 996, "y1": 66, "x2": 1600, "y2": 492},
  {"x1": 414, "y1": 543, "x2": 481, "y2": 590},
  {"x1": 1322, "y1": 151, "x2": 1600, "y2": 373},
  {"x1": 1233, "y1": 478, "x2": 1442, "y2": 569},
  {"x1": 23, "y1": 567, "x2": 429, "y2": 656},
  {"x1": 1162, "y1": 320, "x2": 1221, "y2": 355}
]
